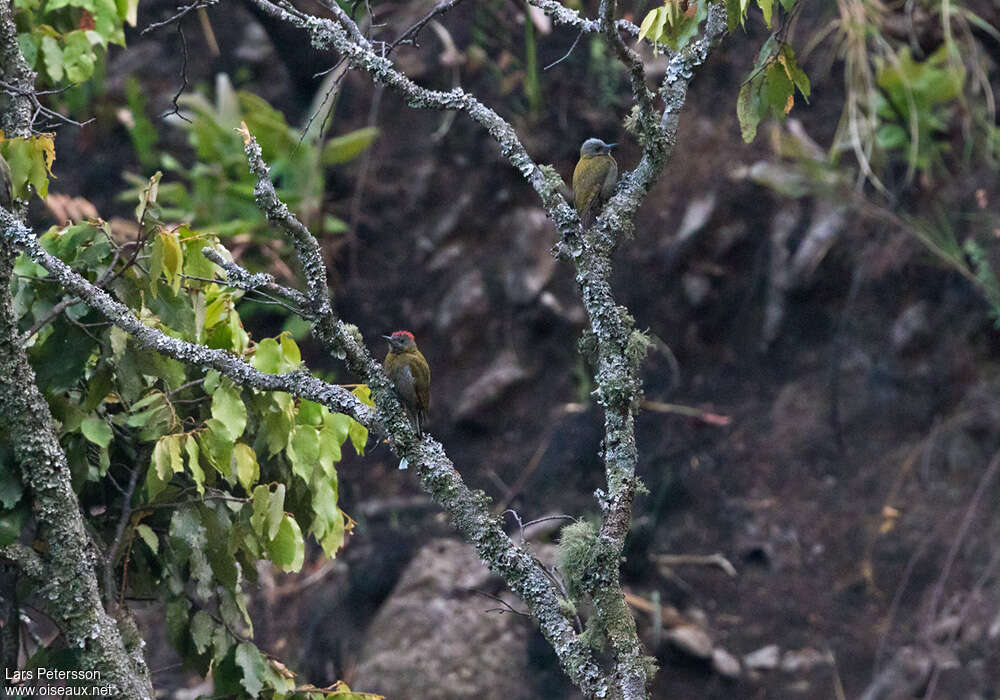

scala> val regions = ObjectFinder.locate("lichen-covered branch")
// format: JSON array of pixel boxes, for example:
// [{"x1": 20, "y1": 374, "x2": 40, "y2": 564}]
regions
[
  {"x1": 596, "y1": 2, "x2": 728, "y2": 248},
  {"x1": 599, "y1": 0, "x2": 659, "y2": 146},
  {"x1": 0, "y1": 213, "x2": 374, "y2": 429},
  {"x1": 0, "y1": 6, "x2": 153, "y2": 697},
  {"x1": 246, "y1": 0, "x2": 584, "y2": 239},
  {"x1": 526, "y1": 0, "x2": 640, "y2": 37},
  {"x1": 239, "y1": 129, "x2": 613, "y2": 696},
  {"x1": 235, "y1": 3, "x2": 729, "y2": 698},
  {"x1": 201, "y1": 246, "x2": 311, "y2": 310}
]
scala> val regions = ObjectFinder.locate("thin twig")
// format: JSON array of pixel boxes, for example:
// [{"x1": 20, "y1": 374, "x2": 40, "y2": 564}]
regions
[
  {"x1": 387, "y1": 0, "x2": 469, "y2": 55},
  {"x1": 544, "y1": 27, "x2": 585, "y2": 70},
  {"x1": 140, "y1": 0, "x2": 217, "y2": 35}
]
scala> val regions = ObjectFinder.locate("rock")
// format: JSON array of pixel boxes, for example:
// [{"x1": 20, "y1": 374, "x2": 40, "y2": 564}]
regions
[
  {"x1": 353, "y1": 539, "x2": 535, "y2": 700},
  {"x1": 744, "y1": 644, "x2": 781, "y2": 670},
  {"x1": 890, "y1": 301, "x2": 931, "y2": 354},
  {"x1": 500, "y1": 207, "x2": 557, "y2": 304},
  {"x1": 666, "y1": 625, "x2": 713, "y2": 660},
  {"x1": 780, "y1": 647, "x2": 832, "y2": 673},
  {"x1": 712, "y1": 648, "x2": 741, "y2": 678},
  {"x1": 435, "y1": 269, "x2": 488, "y2": 332},
  {"x1": 454, "y1": 351, "x2": 529, "y2": 421}
]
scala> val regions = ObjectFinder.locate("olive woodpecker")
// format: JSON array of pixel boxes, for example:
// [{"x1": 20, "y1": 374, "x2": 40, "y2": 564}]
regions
[
  {"x1": 572, "y1": 138, "x2": 618, "y2": 228},
  {"x1": 383, "y1": 330, "x2": 430, "y2": 437}
]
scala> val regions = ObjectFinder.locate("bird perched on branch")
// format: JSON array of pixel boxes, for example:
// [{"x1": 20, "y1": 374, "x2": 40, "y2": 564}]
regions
[
  {"x1": 0, "y1": 153, "x2": 13, "y2": 211},
  {"x1": 572, "y1": 138, "x2": 618, "y2": 228},
  {"x1": 383, "y1": 330, "x2": 430, "y2": 437}
]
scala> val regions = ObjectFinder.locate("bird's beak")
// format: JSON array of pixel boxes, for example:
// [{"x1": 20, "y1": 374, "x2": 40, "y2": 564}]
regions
[
  {"x1": 607, "y1": 143, "x2": 617, "y2": 148},
  {"x1": 382, "y1": 335, "x2": 393, "y2": 341}
]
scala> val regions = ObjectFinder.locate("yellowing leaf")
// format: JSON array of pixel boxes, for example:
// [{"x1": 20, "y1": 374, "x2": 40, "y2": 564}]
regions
[
  {"x1": 231, "y1": 442, "x2": 259, "y2": 492},
  {"x1": 135, "y1": 523, "x2": 158, "y2": 553}
]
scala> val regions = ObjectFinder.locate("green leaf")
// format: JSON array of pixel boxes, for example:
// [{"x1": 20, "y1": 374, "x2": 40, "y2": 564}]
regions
[
  {"x1": 764, "y1": 61, "x2": 794, "y2": 115},
  {"x1": 348, "y1": 419, "x2": 368, "y2": 456},
  {"x1": 260, "y1": 392, "x2": 293, "y2": 456},
  {"x1": 235, "y1": 643, "x2": 267, "y2": 697},
  {"x1": 211, "y1": 382, "x2": 247, "y2": 441},
  {"x1": 267, "y1": 514, "x2": 305, "y2": 572},
  {"x1": 135, "y1": 523, "x2": 159, "y2": 553},
  {"x1": 61, "y1": 31, "x2": 96, "y2": 84},
  {"x1": 149, "y1": 229, "x2": 183, "y2": 295},
  {"x1": 297, "y1": 400, "x2": 324, "y2": 426},
  {"x1": 152, "y1": 436, "x2": 174, "y2": 483},
  {"x1": 251, "y1": 337, "x2": 281, "y2": 373},
  {"x1": 219, "y1": 587, "x2": 253, "y2": 636},
  {"x1": 231, "y1": 442, "x2": 259, "y2": 493},
  {"x1": 80, "y1": 415, "x2": 113, "y2": 449},
  {"x1": 165, "y1": 597, "x2": 191, "y2": 651},
  {"x1": 250, "y1": 484, "x2": 271, "y2": 539},
  {"x1": 876, "y1": 124, "x2": 907, "y2": 150},
  {"x1": 41, "y1": 35, "x2": 63, "y2": 83},
  {"x1": 167, "y1": 434, "x2": 184, "y2": 474},
  {"x1": 321, "y1": 126, "x2": 379, "y2": 166},
  {"x1": 144, "y1": 458, "x2": 169, "y2": 501},
  {"x1": 311, "y1": 477, "x2": 339, "y2": 540},
  {"x1": 28, "y1": 314, "x2": 98, "y2": 393},
  {"x1": 267, "y1": 483, "x2": 285, "y2": 541},
  {"x1": 320, "y1": 509, "x2": 347, "y2": 558},
  {"x1": 737, "y1": 74, "x2": 764, "y2": 143},
  {"x1": 185, "y1": 435, "x2": 205, "y2": 495},
  {"x1": 190, "y1": 610, "x2": 214, "y2": 655},
  {"x1": 117, "y1": 0, "x2": 139, "y2": 25},
  {"x1": 287, "y1": 425, "x2": 319, "y2": 482},
  {"x1": 757, "y1": 0, "x2": 773, "y2": 27},
  {"x1": 279, "y1": 332, "x2": 301, "y2": 367},
  {"x1": 781, "y1": 45, "x2": 810, "y2": 99},
  {"x1": 638, "y1": 7, "x2": 660, "y2": 42},
  {"x1": 317, "y1": 420, "x2": 343, "y2": 476}
]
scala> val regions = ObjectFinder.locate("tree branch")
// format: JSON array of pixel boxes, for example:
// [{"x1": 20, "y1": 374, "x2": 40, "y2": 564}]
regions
[
  {"x1": 237, "y1": 126, "x2": 613, "y2": 696},
  {"x1": 0, "y1": 211, "x2": 375, "y2": 429},
  {"x1": 0, "y1": 5, "x2": 153, "y2": 697}
]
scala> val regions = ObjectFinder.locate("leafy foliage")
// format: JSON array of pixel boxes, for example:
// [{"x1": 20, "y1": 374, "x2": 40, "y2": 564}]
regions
[
  {"x1": 638, "y1": 0, "x2": 708, "y2": 52},
  {"x1": 6, "y1": 178, "x2": 371, "y2": 696},
  {"x1": 0, "y1": 132, "x2": 57, "y2": 199},
  {"x1": 737, "y1": 36, "x2": 810, "y2": 143},
  {"x1": 13, "y1": 0, "x2": 136, "y2": 85},
  {"x1": 873, "y1": 46, "x2": 965, "y2": 170},
  {"x1": 122, "y1": 75, "x2": 377, "y2": 239}
]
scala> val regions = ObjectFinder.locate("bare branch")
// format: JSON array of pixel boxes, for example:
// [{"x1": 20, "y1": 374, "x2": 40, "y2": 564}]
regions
[{"x1": 387, "y1": 0, "x2": 469, "y2": 54}]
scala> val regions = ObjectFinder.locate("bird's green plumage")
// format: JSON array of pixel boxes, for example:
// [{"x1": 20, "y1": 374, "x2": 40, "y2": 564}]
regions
[
  {"x1": 572, "y1": 139, "x2": 618, "y2": 228},
  {"x1": 384, "y1": 333, "x2": 430, "y2": 436}
]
